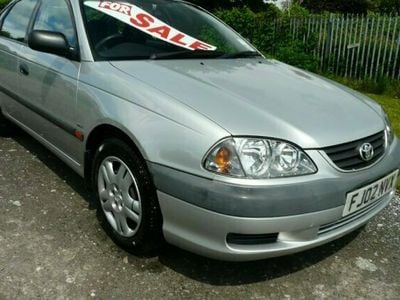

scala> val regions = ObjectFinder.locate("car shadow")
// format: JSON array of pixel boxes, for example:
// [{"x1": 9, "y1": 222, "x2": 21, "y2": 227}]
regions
[
  {"x1": 10, "y1": 128, "x2": 362, "y2": 286},
  {"x1": 157, "y1": 229, "x2": 360, "y2": 286}
]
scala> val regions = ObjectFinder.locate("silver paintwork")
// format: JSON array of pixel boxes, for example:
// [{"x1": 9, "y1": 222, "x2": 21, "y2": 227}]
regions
[
  {"x1": 0, "y1": 0, "x2": 399, "y2": 261},
  {"x1": 148, "y1": 141, "x2": 400, "y2": 218},
  {"x1": 158, "y1": 190, "x2": 396, "y2": 262},
  {"x1": 15, "y1": 45, "x2": 81, "y2": 160},
  {"x1": 98, "y1": 156, "x2": 142, "y2": 237}
]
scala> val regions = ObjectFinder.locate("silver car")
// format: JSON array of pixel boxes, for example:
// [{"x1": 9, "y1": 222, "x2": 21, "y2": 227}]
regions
[{"x1": 0, "y1": 0, "x2": 399, "y2": 262}]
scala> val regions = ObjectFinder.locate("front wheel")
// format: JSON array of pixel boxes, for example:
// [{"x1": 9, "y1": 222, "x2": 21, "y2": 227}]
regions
[
  {"x1": 0, "y1": 110, "x2": 14, "y2": 137},
  {"x1": 92, "y1": 138, "x2": 163, "y2": 255}
]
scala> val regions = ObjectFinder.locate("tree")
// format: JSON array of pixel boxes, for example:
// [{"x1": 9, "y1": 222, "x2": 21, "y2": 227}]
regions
[
  {"x1": 302, "y1": 0, "x2": 370, "y2": 14},
  {"x1": 368, "y1": 0, "x2": 400, "y2": 15},
  {"x1": 375, "y1": 0, "x2": 400, "y2": 14}
]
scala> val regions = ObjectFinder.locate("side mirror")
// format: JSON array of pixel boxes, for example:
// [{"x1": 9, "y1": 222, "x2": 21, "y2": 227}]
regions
[{"x1": 28, "y1": 30, "x2": 75, "y2": 59}]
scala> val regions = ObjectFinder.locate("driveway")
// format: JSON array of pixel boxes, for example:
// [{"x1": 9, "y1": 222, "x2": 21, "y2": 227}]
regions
[{"x1": 0, "y1": 129, "x2": 399, "y2": 299}]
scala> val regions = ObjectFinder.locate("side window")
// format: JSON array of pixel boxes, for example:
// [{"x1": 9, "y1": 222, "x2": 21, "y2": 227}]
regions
[
  {"x1": 0, "y1": 0, "x2": 38, "y2": 42},
  {"x1": 33, "y1": 0, "x2": 77, "y2": 47}
]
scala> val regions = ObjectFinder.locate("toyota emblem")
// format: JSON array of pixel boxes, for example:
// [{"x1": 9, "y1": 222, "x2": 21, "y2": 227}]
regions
[{"x1": 359, "y1": 143, "x2": 374, "y2": 162}]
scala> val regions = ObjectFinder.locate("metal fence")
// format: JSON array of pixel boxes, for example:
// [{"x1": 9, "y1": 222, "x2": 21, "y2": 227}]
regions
[{"x1": 286, "y1": 14, "x2": 400, "y2": 80}]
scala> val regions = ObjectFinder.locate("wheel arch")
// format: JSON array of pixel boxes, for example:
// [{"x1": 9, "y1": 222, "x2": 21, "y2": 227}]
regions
[{"x1": 84, "y1": 123, "x2": 148, "y2": 189}]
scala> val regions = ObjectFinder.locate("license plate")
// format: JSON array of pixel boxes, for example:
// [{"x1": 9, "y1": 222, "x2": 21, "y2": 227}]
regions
[{"x1": 343, "y1": 170, "x2": 399, "y2": 217}]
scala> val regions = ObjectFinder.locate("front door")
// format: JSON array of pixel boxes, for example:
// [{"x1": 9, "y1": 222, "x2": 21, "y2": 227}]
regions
[
  {"x1": 15, "y1": 0, "x2": 82, "y2": 163},
  {"x1": 0, "y1": 0, "x2": 37, "y2": 116}
]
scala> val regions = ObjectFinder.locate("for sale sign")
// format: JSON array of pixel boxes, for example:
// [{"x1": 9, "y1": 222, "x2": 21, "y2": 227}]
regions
[{"x1": 84, "y1": 1, "x2": 217, "y2": 51}]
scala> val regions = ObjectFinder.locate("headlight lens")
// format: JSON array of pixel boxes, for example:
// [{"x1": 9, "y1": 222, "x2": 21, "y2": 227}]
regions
[
  {"x1": 204, "y1": 138, "x2": 317, "y2": 179},
  {"x1": 384, "y1": 112, "x2": 394, "y2": 146}
]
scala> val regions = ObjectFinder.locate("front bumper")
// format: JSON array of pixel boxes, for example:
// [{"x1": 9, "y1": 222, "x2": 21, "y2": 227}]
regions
[
  {"x1": 158, "y1": 190, "x2": 395, "y2": 261},
  {"x1": 150, "y1": 138, "x2": 400, "y2": 261}
]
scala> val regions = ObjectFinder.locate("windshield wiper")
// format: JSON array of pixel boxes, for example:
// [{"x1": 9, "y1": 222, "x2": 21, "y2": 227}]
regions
[
  {"x1": 150, "y1": 49, "x2": 224, "y2": 60},
  {"x1": 219, "y1": 51, "x2": 263, "y2": 59}
]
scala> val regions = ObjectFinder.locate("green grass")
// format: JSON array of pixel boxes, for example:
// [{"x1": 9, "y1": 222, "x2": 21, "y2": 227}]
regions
[{"x1": 366, "y1": 94, "x2": 400, "y2": 191}]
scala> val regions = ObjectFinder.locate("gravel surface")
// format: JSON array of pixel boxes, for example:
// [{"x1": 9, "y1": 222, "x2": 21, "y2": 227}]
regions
[{"x1": 0, "y1": 130, "x2": 399, "y2": 299}]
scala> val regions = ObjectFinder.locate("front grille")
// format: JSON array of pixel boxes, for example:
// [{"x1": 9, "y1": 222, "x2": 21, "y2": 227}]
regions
[{"x1": 323, "y1": 131, "x2": 386, "y2": 171}]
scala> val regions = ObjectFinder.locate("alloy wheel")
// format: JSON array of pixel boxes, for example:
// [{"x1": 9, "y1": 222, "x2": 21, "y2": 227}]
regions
[{"x1": 97, "y1": 156, "x2": 142, "y2": 237}]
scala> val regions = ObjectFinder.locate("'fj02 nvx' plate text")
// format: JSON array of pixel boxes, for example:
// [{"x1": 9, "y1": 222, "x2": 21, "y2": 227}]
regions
[{"x1": 343, "y1": 170, "x2": 399, "y2": 217}]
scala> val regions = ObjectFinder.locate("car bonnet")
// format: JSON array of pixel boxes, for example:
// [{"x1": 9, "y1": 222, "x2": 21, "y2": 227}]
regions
[{"x1": 110, "y1": 59, "x2": 385, "y2": 149}]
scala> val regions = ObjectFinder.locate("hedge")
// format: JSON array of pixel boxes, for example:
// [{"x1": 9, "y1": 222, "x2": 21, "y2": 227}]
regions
[
  {"x1": 0, "y1": 0, "x2": 9, "y2": 10},
  {"x1": 215, "y1": 6, "x2": 320, "y2": 72}
]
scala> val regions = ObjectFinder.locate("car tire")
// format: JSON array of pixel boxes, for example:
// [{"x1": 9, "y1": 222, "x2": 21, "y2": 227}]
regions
[
  {"x1": 0, "y1": 110, "x2": 13, "y2": 137},
  {"x1": 92, "y1": 138, "x2": 163, "y2": 255}
]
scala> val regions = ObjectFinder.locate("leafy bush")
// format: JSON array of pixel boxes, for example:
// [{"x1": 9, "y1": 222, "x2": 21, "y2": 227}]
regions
[
  {"x1": 215, "y1": 6, "x2": 320, "y2": 72},
  {"x1": 302, "y1": 0, "x2": 369, "y2": 14},
  {"x1": 190, "y1": 0, "x2": 273, "y2": 12},
  {"x1": 387, "y1": 81, "x2": 400, "y2": 99},
  {"x1": 286, "y1": 2, "x2": 311, "y2": 17},
  {"x1": 0, "y1": 0, "x2": 10, "y2": 10},
  {"x1": 274, "y1": 40, "x2": 319, "y2": 72},
  {"x1": 215, "y1": 6, "x2": 281, "y2": 54}
]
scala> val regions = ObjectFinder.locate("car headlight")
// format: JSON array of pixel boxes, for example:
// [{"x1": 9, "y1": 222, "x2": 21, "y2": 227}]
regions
[
  {"x1": 204, "y1": 138, "x2": 317, "y2": 179},
  {"x1": 384, "y1": 112, "x2": 394, "y2": 146}
]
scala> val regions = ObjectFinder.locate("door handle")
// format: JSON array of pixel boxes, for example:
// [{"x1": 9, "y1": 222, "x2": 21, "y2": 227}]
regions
[{"x1": 19, "y1": 64, "x2": 29, "y2": 76}]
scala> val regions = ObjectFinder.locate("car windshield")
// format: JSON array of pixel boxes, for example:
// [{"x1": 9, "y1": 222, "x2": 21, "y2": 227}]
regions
[{"x1": 81, "y1": 0, "x2": 259, "y2": 60}]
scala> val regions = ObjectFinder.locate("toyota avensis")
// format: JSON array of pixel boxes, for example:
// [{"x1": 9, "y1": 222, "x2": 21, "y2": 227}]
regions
[{"x1": 0, "y1": 0, "x2": 399, "y2": 261}]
